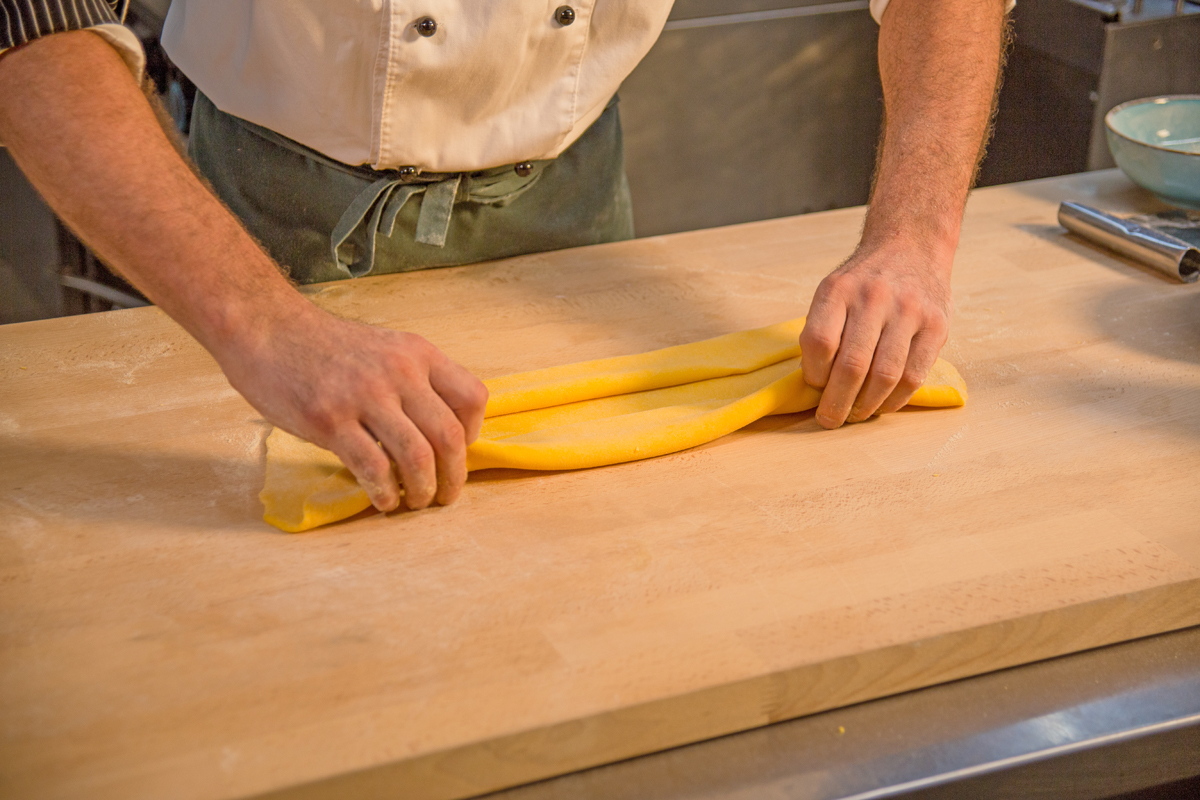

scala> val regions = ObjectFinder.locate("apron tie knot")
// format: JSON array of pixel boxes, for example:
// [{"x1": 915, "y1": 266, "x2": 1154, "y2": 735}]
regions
[{"x1": 331, "y1": 164, "x2": 545, "y2": 277}]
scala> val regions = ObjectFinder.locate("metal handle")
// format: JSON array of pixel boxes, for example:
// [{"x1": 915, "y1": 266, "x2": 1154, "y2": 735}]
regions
[{"x1": 1057, "y1": 202, "x2": 1200, "y2": 283}]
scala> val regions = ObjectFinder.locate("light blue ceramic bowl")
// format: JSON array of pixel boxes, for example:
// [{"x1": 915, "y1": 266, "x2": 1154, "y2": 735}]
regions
[{"x1": 1106, "y1": 95, "x2": 1200, "y2": 210}]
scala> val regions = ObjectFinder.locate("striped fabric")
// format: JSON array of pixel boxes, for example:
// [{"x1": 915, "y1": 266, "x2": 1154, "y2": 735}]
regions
[{"x1": 1, "y1": 0, "x2": 127, "y2": 50}]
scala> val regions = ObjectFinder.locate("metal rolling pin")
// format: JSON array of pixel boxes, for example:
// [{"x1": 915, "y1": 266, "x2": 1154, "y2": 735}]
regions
[{"x1": 1058, "y1": 201, "x2": 1200, "y2": 283}]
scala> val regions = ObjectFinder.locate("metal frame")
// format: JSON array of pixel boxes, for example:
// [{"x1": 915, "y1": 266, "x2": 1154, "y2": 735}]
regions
[{"x1": 482, "y1": 627, "x2": 1200, "y2": 800}]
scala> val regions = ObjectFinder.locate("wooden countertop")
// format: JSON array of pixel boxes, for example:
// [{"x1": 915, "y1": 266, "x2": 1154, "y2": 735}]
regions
[{"x1": 2, "y1": 170, "x2": 1198, "y2": 800}]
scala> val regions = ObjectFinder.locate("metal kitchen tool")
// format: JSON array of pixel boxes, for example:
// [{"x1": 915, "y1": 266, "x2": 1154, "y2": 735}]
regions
[{"x1": 1057, "y1": 201, "x2": 1200, "y2": 283}]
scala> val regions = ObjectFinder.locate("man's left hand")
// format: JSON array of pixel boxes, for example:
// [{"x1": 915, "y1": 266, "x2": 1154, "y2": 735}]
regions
[
  {"x1": 797, "y1": 0, "x2": 1006, "y2": 428},
  {"x1": 799, "y1": 240, "x2": 952, "y2": 428}
]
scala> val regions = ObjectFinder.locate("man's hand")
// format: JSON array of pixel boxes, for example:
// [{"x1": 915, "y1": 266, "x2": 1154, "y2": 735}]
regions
[
  {"x1": 801, "y1": 239, "x2": 952, "y2": 428},
  {"x1": 801, "y1": 0, "x2": 1006, "y2": 427},
  {"x1": 222, "y1": 308, "x2": 487, "y2": 512},
  {"x1": 0, "y1": 30, "x2": 485, "y2": 512}
]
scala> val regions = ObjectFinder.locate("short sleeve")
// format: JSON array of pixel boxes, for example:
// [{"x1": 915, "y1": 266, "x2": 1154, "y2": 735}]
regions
[
  {"x1": 0, "y1": 0, "x2": 145, "y2": 80},
  {"x1": 871, "y1": 0, "x2": 1016, "y2": 24}
]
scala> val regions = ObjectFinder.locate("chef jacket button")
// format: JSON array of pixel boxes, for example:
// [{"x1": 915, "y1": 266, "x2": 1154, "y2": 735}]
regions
[
  {"x1": 415, "y1": 16, "x2": 438, "y2": 37},
  {"x1": 514, "y1": 161, "x2": 534, "y2": 177},
  {"x1": 555, "y1": 6, "x2": 576, "y2": 25},
  {"x1": 398, "y1": 166, "x2": 418, "y2": 179}
]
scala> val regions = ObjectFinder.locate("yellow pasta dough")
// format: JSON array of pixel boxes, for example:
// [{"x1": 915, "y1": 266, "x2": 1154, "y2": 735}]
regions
[{"x1": 261, "y1": 318, "x2": 967, "y2": 532}]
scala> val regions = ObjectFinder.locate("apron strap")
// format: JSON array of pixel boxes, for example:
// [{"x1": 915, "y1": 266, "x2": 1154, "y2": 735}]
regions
[
  {"x1": 381, "y1": 184, "x2": 421, "y2": 237},
  {"x1": 414, "y1": 175, "x2": 462, "y2": 248},
  {"x1": 331, "y1": 177, "x2": 402, "y2": 277}
]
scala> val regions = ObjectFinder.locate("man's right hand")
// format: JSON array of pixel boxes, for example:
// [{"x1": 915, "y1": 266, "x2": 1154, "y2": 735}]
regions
[
  {"x1": 0, "y1": 30, "x2": 486, "y2": 513},
  {"x1": 221, "y1": 306, "x2": 488, "y2": 512}
]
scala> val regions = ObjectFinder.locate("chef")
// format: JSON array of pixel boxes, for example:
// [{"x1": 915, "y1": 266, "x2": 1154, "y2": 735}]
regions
[{"x1": 0, "y1": 0, "x2": 1007, "y2": 514}]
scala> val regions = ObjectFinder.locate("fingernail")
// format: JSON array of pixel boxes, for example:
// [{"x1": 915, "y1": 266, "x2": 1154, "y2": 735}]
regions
[
  {"x1": 359, "y1": 477, "x2": 395, "y2": 512},
  {"x1": 407, "y1": 481, "x2": 436, "y2": 510},
  {"x1": 372, "y1": 493, "x2": 399, "y2": 513}
]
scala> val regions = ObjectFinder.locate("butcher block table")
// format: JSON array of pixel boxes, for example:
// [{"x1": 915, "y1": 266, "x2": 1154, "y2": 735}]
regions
[{"x1": 2, "y1": 170, "x2": 1199, "y2": 800}]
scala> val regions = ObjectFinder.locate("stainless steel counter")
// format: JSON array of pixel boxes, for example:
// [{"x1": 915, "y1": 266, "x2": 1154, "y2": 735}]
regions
[{"x1": 481, "y1": 627, "x2": 1200, "y2": 799}]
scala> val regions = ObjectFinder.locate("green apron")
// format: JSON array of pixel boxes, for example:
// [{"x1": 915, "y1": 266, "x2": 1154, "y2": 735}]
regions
[{"x1": 188, "y1": 92, "x2": 635, "y2": 284}]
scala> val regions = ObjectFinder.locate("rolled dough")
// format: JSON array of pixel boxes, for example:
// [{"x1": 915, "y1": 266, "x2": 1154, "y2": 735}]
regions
[{"x1": 261, "y1": 318, "x2": 967, "y2": 532}]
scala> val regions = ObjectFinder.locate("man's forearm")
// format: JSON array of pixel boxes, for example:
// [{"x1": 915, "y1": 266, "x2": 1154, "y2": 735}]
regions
[
  {"x1": 0, "y1": 30, "x2": 490, "y2": 513},
  {"x1": 0, "y1": 30, "x2": 306, "y2": 358},
  {"x1": 866, "y1": 0, "x2": 1007, "y2": 256},
  {"x1": 798, "y1": 0, "x2": 1006, "y2": 428}
]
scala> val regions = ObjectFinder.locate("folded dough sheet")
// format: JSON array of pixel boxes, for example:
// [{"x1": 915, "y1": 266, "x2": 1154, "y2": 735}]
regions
[{"x1": 260, "y1": 317, "x2": 968, "y2": 532}]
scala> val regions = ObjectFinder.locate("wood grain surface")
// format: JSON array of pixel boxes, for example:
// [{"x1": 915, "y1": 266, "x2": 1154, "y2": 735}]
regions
[{"x1": 2, "y1": 171, "x2": 1199, "y2": 800}]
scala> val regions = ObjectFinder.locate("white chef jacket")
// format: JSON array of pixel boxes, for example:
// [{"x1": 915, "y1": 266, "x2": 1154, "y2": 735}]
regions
[{"x1": 161, "y1": 0, "x2": 910, "y2": 173}]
